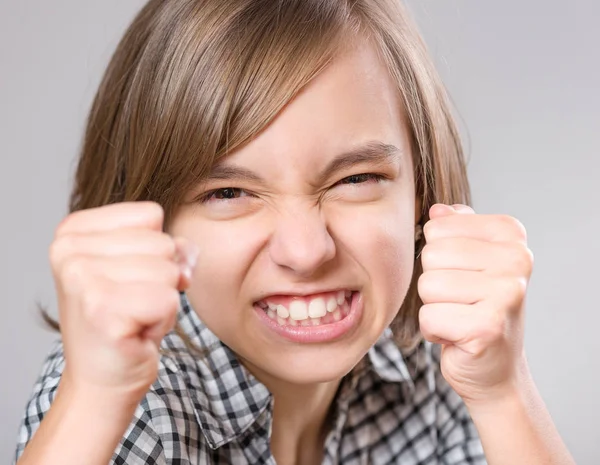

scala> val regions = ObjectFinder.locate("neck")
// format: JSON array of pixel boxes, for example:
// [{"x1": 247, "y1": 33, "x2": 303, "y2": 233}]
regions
[
  {"x1": 241, "y1": 359, "x2": 341, "y2": 465},
  {"x1": 270, "y1": 379, "x2": 340, "y2": 465}
]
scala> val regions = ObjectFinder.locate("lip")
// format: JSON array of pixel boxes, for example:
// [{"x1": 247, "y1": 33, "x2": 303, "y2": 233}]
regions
[
  {"x1": 254, "y1": 291, "x2": 363, "y2": 343},
  {"x1": 253, "y1": 287, "x2": 355, "y2": 302}
]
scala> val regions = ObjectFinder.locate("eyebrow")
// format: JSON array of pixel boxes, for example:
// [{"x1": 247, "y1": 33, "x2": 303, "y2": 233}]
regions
[
  {"x1": 204, "y1": 140, "x2": 401, "y2": 185},
  {"x1": 315, "y1": 141, "x2": 400, "y2": 185}
]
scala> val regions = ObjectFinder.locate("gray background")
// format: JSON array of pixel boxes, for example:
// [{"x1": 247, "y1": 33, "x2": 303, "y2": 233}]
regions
[{"x1": 1, "y1": 0, "x2": 598, "y2": 462}]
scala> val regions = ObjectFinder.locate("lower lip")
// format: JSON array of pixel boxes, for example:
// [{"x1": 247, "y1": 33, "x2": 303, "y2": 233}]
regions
[{"x1": 254, "y1": 292, "x2": 363, "y2": 343}]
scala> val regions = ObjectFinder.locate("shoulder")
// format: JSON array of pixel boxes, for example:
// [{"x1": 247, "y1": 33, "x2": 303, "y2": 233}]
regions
[
  {"x1": 340, "y1": 338, "x2": 487, "y2": 464},
  {"x1": 13, "y1": 334, "x2": 204, "y2": 464},
  {"x1": 14, "y1": 339, "x2": 65, "y2": 457},
  {"x1": 13, "y1": 340, "x2": 63, "y2": 462}
]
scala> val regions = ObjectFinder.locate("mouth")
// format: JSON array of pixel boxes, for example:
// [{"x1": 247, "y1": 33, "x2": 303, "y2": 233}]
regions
[
  {"x1": 254, "y1": 289, "x2": 355, "y2": 327},
  {"x1": 253, "y1": 289, "x2": 362, "y2": 343}
]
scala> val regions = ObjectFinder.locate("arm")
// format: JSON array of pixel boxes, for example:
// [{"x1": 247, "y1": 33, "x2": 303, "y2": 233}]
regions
[
  {"x1": 466, "y1": 358, "x2": 575, "y2": 465},
  {"x1": 419, "y1": 205, "x2": 575, "y2": 465},
  {"x1": 14, "y1": 344, "x2": 165, "y2": 465},
  {"x1": 17, "y1": 374, "x2": 138, "y2": 465},
  {"x1": 15, "y1": 202, "x2": 192, "y2": 464},
  {"x1": 433, "y1": 342, "x2": 487, "y2": 464}
]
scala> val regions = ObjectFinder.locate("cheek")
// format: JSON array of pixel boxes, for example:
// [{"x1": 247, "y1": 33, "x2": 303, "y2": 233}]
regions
[
  {"x1": 175, "y1": 193, "x2": 415, "y2": 327},
  {"x1": 170, "y1": 214, "x2": 267, "y2": 322},
  {"x1": 329, "y1": 201, "x2": 415, "y2": 308}
]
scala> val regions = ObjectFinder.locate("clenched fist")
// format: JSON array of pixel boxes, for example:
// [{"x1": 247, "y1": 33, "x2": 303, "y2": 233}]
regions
[
  {"x1": 418, "y1": 203, "x2": 534, "y2": 405},
  {"x1": 49, "y1": 202, "x2": 198, "y2": 403}
]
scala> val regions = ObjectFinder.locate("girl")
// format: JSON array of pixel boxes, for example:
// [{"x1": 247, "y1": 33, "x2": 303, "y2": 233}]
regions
[{"x1": 14, "y1": 0, "x2": 574, "y2": 464}]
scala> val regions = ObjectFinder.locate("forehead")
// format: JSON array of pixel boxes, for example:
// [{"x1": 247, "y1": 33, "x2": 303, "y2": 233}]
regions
[{"x1": 218, "y1": 39, "x2": 411, "y2": 175}]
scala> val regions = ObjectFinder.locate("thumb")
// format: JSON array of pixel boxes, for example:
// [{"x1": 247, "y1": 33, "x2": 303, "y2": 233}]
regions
[{"x1": 429, "y1": 203, "x2": 475, "y2": 220}]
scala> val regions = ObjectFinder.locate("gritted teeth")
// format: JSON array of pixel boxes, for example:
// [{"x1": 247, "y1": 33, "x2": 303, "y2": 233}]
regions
[
  {"x1": 257, "y1": 290, "x2": 353, "y2": 322},
  {"x1": 265, "y1": 300, "x2": 350, "y2": 327}
]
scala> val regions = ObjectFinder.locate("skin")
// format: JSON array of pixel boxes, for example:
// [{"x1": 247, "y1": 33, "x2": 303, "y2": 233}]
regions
[
  {"x1": 420, "y1": 204, "x2": 574, "y2": 464},
  {"x1": 17, "y1": 39, "x2": 575, "y2": 465},
  {"x1": 169, "y1": 39, "x2": 418, "y2": 463}
]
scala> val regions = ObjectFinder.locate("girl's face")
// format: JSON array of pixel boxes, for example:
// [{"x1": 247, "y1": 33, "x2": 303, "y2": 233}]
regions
[{"x1": 170, "y1": 40, "x2": 419, "y2": 385}]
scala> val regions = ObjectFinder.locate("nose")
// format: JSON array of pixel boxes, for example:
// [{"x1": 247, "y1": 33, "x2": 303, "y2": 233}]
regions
[{"x1": 268, "y1": 204, "x2": 336, "y2": 278}]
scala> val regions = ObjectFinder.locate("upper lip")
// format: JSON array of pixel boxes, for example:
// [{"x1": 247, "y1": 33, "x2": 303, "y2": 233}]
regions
[{"x1": 254, "y1": 287, "x2": 356, "y2": 303}]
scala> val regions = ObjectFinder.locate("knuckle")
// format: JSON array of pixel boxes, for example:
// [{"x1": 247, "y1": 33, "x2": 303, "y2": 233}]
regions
[
  {"x1": 482, "y1": 310, "x2": 505, "y2": 341},
  {"x1": 142, "y1": 256, "x2": 180, "y2": 283},
  {"x1": 522, "y1": 246, "x2": 535, "y2": 272},
  {"x1": 54, "y1": 213, "x2": 79, "y2": 238},
  {"x1": 500, "y1": 277, "x2": 527, "y2": 305},
  {"x1": 49, "y1": 237, "x2": 67, "y2": 267},
  {"x1": 143, "y1": 201, "x2": 165, "y2": 223},
  {"x1": 165, "y1": 288, "x2": 181, "y2": 313},
  {"x1": 158, "y1": 232, "x2": 177, "y2": 258},
  {"x1": 419, "y1": 244, "x2": 434, "y2": 269},
  {"x1": 498, "y1": 242, "x2": 534, "y2": 275},
  {"x1": 417, "y1": 304, "x2": 433, "y2": 328},
  {"x1": 154, "y1": 283, "x2": 179, "y2": 305},
  {"x1": 422, "y1": 220, "x2": 437, "y2": 241},
  {"x1": 420, "y1": 239, "x2": 454, "y2": 270},
  {"x1": 80, "y1": 283, "x2": 111, "y2": 322},
  {"x1": 50, "y1": 233, "x2": 83, "y2": 262},
  {"x1": 417, "y1": 272, "x2": 436, "y2": 301},
  {"x1": 156, "y1": 289, "x2": 181, "y2": 335},
  {"x1": 170, "y1": 261, "x2": 183, "y2": 282},
  {"x1": 511, "y1": 243, "x2": 534, "y2": 275},
  {"x1": 60, "y1": 255, "x2": 90, "y2": 285},
  {"x1": 498, "y1": 215, "x2": 528, "y2": 241},
  {"x1": 151, "y1": 286, "x2": 181, "y2": 330},
  {"x1": 467, "y1": 308, "x2": 506, "y2": 356},
  {"x1": 104, "y1": 322, "x2": 125, "y2": 343}
]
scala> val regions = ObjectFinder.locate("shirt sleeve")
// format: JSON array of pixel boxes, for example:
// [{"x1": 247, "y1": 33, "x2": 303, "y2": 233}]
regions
[
  {"x1": 13, "y1": 341, "x2": 63, "y2": 463},
  {"x1": 431, "y1": 344, "x2": 488, "y2": 465},
  {"x1": 13, "y1": 341, "x2": 167, "y2": 465}
]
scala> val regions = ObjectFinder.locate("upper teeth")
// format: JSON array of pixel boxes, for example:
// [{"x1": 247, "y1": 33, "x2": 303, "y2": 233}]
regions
[
  {"x1": 260, "y1": 290, "x2": 350, "y2": 321},
  {"x1": 276, "y1": 305, "x2": 289, "y2": 318}
]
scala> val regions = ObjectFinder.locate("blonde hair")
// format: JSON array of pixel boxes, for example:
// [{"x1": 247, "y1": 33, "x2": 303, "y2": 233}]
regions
[{"x1": 63, "y1": 0, "x2": 470, "y2": 352}]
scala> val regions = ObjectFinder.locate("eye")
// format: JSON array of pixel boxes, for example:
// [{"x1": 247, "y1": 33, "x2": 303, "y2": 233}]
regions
[
  {"x1": 337, "y1": 173, "x2": 385, "y2": 185},
  {"x1": 200, "y1": 187, "x2": 249, "y2": 203}
]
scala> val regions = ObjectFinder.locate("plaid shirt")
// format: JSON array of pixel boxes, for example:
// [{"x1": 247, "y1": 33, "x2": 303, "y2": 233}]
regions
[{"x1": 14, "y1": 294, "x2": 487, "y2": 464}]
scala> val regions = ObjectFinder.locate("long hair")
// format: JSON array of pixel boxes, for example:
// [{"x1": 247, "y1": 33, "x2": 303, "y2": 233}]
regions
[{"x1": 57, "y1": 0, "x2": 470, "y2": 352}]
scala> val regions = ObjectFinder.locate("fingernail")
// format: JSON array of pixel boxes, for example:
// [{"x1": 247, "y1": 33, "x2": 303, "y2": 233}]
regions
[
  {"x1": 181, "y1": 264, "x2": 193, "y2": 282},
  {"x1": 174, "y1": 237, "x2": 200, "y2": 270},
  {"x1": 183, "y1": 241, "x2": 199, "y2": 269}
]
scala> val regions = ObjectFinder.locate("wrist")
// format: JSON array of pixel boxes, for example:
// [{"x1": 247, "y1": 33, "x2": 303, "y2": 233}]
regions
[
  {"x1": 60, "y1": 368, "x2": 147, "y2": 411},
  {"x1": 463, "y1": 351, "x2": 533, "y2": 416},
  {"x1": 58, "y1": 369, "x2": 144, "y2": 425},
  {"x1": 465, "y1": 384, "x2": 527, "y2": 429}
]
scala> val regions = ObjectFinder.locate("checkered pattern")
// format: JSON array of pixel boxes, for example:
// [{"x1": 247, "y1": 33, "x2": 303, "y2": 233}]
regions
[{"x1": 14, "y1": 293, "x2": 487, "y2": 464}]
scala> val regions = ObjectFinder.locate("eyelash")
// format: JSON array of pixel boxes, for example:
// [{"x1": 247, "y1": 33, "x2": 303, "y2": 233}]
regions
[{"x1": 198, "y1": 173, "x2": 385, "y2": 203}]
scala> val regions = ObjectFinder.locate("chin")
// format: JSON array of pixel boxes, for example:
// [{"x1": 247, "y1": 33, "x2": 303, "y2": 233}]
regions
[{"x1": 247, "y1": 343, "x2": 371, "y2": 386}]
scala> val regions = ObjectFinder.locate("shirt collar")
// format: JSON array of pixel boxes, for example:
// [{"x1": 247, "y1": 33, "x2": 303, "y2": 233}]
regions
[
  {"x1": 168, "y1": 293, "x2": 416, "y2": 449},
  {"x1": 164, "y1": 294, "x2": 271, "y2": 449},
  {"x1": 365, "y1": 327, "x2": 416, "y2": 392}
]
